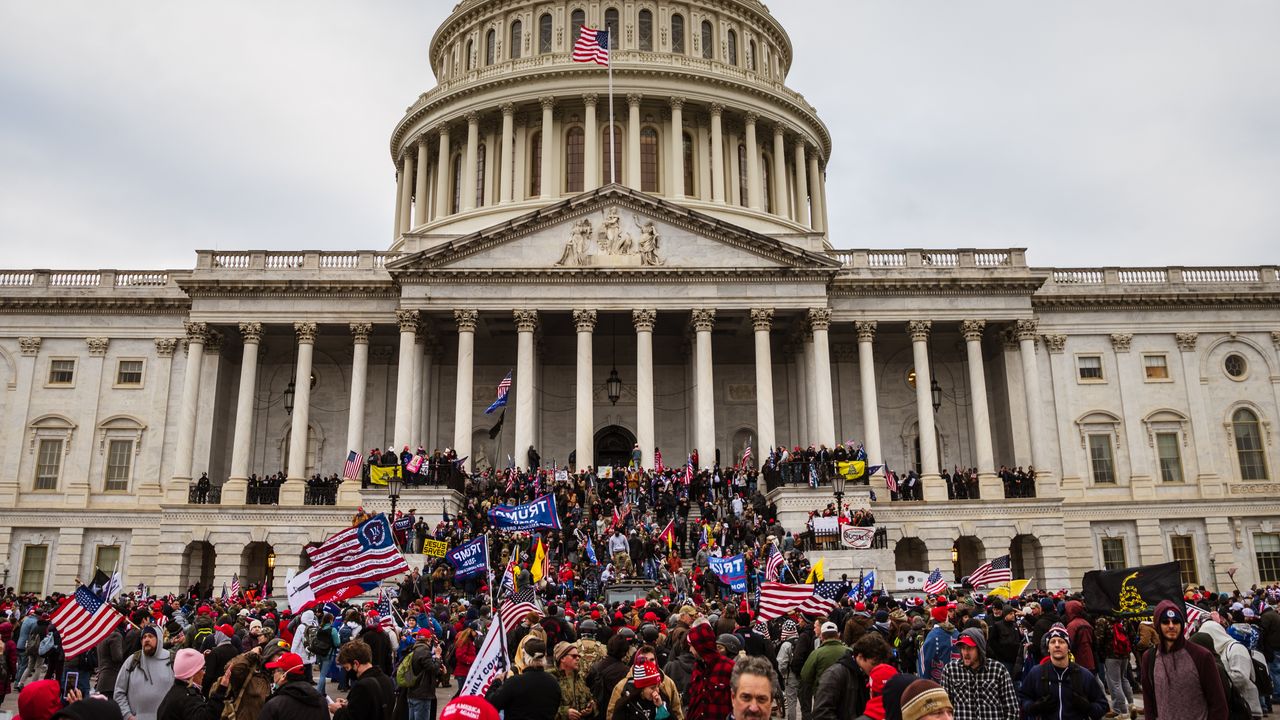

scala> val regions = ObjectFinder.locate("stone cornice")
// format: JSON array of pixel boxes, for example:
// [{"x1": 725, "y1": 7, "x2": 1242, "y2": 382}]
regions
[
  {"x1": 396, "y1": 267, "x2": 837, "y2": 284},
  {"x1": 1034, "y1": 291, "x2": 1280, "y2": 311},
  {"x1": 180, "y1": 280, "x2": 397, "y2": 299},
  {"x1": 0, "y1": 297, "x2": 191, "y2": 315},
  {"x1": 829, "y1": 276, "x2": 1046, "y2": 298}
]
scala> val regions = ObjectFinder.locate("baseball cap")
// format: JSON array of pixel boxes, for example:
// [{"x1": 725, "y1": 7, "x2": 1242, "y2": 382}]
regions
[
  {"x1": 820, "y1": 621, "x2": 839, "y2": 634},
  {"x1": 955, "y1": 635, "x2": 978, "y2": 648},
  {"x1": 441, "y1": 696, "x2": 500, "y2": 720},
  {"x1": 264, "y1": 651, "x2": 306, "y2": 676}
]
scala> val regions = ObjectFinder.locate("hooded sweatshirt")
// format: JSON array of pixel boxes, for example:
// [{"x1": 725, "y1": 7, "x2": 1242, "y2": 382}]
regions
[
  {"x1": 19, "y1": 679, "x2": 64, "y2": 720},
  {"x1": 1139, "y1": 599, "x2": 1228, "y2": 720},
  {"x1": 289, "y1": 609, "x2": 317, "y2": 665},
  {"x1": 939, "y1": 627, "x2": 1019, "y2": 720},
  {"x1": 1063, "y1": 601, "x2": 1096, "y2": 671},
  {"x1": 1199, "y1": 620, "x2": 1263, "y2": 716},
  {"x1": 114, "y1": 644, "x2": 174, "y2": 720}
]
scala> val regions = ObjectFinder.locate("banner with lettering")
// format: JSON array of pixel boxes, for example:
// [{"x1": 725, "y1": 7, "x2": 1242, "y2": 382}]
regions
[
  {"x1": 446, "y1": 536, "x2": 488, "y2": 579},
  {"x1": 487, "y1": 494, "x2": 562, "y2": 531},
  {"x1": 421, "y1": 538, "x2": 449, "y2": 558},
  {"x1": 708, "y1": 553, "x2": 748, "y2": 593},
  {"x1": 460, "y1": 612, "x2": 510, "y2": 696}
]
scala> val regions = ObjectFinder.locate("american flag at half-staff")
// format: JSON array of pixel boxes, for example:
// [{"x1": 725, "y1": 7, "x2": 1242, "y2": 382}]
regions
[
  {"x1": 50, "y1": 586, "x2": 126, "y2": 657},
  {"x1": 757, "y1": 581, "x2": 843, "y2": 621},
  {"x1": 343, "y1": 450, "x2": 364, "y2": 480},
  {"x1": 498, "y1": 587, "x2": 544, "y2": 631},
  {"x1": 967, "y1": 554, "x2": 1013, "y2": 588}
]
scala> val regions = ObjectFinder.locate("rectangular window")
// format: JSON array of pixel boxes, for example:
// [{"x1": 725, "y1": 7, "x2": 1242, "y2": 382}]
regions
[
  {"x1": 105, "y1": 439, "x2": 133, "y2": 492},
  {"x1": 1101, "y1": 537, "x2": 1126, "y2": 571},
  {"x1": 1088, "y1": 434, "x2": 1115, "y2": 484},
  {"x1": 35, "y1": 438, "x2": 63, "y2": 490},
  {"x1": 116, "y1": 359, "x2": 144, "y2": 386},
  {"x1": 1257, "y1": 533, "x2": 1280, "y2": 583},
  {"x1": 1143, "y1": 354, "x2": 1170, "y2": 381},
  {"x1": 1156, "y1": 432, "x2": 1184, "y2": 483},
  {"x1": 20, "y1": 545, "x2": 48, "y2": 594},
  {"x1": 1077, "y1": 355, "x2": 1103, "y2": 381},
  {"x1": 1170, "y1": 535, "x2": 1198, "y2": 586},
  {"x1": 48, "y1": 358, "x2": 76, "y2": 385},
  {"x1": 95, "y1": 545, "x2": 121, "y2": 574}
]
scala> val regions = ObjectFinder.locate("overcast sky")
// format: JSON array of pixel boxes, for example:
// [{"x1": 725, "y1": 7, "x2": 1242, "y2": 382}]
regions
[{"x1": 2, "y1": 1, "x2": 1276, "y2": 270}]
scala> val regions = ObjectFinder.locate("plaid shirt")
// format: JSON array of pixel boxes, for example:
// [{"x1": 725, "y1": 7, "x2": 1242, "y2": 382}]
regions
[
  {"x1": 687, "y1": 622, "x2": 735, "y2": 720},
  {"x1": 941, "y1": 657, "x2": 1020, "y2": 720}
]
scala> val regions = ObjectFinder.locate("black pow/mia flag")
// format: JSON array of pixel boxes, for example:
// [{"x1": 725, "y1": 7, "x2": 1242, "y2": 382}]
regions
[{"x1": 1082, "y1": 561, "x2": 1183, "y2": 617}]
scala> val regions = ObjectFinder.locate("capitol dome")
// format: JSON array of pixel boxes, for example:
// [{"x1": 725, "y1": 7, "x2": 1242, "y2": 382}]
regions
[{"x1": 387, "y1": 0, "x2": 832, "y2": 250}]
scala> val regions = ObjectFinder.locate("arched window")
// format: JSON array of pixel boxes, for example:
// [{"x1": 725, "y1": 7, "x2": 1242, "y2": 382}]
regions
[
  {"x1": 602, "y1": 124, "x2": 623, "y2": 184},
  {"x1": 539, "y1": 13, "x2": 553, "y2": 54},
  {"x1": 510, "y1": 20, "x2": 523, "y2": 59},
  {"x1": 671, "y1": 14, "x2": 686, "y2": 54},
  {"x1": 485, "y1": 29, "x2": 496, "y2": 65},
  {"x1": 1234, "y1": 408, "x2": 1270, "y2": 480},
  {"x1": 529, "y1": 132, "x2": 542, "y2": 197},
  {"x1": 737, "y1": 144, "x2": 748, "y2": 206},
  {"x1": 727, "y1": 29, "x2": 738, "y2": 65},
  {"x1": 565, "y1": 126, "x2": 585, "y2": 193},
  {"x1": 451, "y1": 155, "x2": 463, "y2": 214},
  {"x1": 571, "y1": 9, "x2": 586, "y2": 47},
  {"x1": 465, "y1": 39, "x2": 475, "y2": 70},
  {"x1": 640, "y1": 127, "x2": 659, "y2": 192},
  {"x1": 475, "y1": 144, "x2": 487, "y2": 207},
  {"x1": 683, "y1": 133, "x2": 695, "y2": 196},
  {"x1": 761, "y1": 153, "x2": 772, "y2": 212},
  {"x1": 748, "y1": 39, "x2": 757, "y2": 70},
  {"x1": 638, "y1": 9, "x2": 653, "y2": 51},
  {"x1": 701, "y1": 21, "x2": 713, "y2": 59},
  {"x1": 605, "y1": 9, "x2": 620, "y2": 49}
]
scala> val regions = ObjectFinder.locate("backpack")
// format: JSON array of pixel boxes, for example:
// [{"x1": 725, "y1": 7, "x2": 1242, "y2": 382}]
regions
[
  {"x1": 339, "y1": 622, "x2": 355, "y2": 645},
  {"x1": 308, "y1": 625, "x2": 335, "y2": 658},
  {"x1": 396, "y1": 653, "x2": 419, "y2": 689},
  {"x1": 38, "y1": 632, "x2": 59, "y2": 657},
  {"x1": 1253, "y1": 656, "x2": 1274, "y2": 697},
  {"x1": 191, "y1": 626, "x2": 213, "y2": 651},
  {"x1": 1111, "y1": 622, "x2": 1131, "y2": 656},
  {"x1": 443, "y1": 643, "x2": 457, "y2": 674}
]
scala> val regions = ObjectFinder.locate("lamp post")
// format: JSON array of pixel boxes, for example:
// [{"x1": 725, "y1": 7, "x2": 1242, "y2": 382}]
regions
[
  {"x1": 832, "y1": 470, "x2": 846, "y2": 520},
  {"x1": 387, "y1": 471, "x2": 404, "y2": 546}
]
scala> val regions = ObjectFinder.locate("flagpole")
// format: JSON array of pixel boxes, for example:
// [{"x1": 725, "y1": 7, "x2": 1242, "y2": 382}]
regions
[{"x1": 607, "y1": 32, "x2": 616, "y2": 185}]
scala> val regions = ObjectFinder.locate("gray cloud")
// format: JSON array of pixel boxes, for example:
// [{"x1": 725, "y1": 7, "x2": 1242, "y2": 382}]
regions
[{"x1": 1, "y1": 0, "x2": 1276, "y2": 269}]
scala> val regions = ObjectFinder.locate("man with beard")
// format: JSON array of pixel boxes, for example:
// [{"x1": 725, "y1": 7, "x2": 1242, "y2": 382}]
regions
[
  {"x1": 114, "y1": 626, "x2": 173, "y2": 720},
  {"x1": 1138, "y1": 600, "x2": 1227, "y2": 720}
]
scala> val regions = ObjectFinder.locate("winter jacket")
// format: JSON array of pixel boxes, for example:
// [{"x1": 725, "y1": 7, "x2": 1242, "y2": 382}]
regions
[
  {"x1": 1200, "y1": 620, "x2": 1263, "y2": 717},
  {"x1": 986, "y1": 617, "x2": 1020, "y2": 665},
  {"x1": 157, "y1": 679, "x2": 224, "y2": 720},
  {"x1": 918, "y1": 623, "x2": 957, "y2": 682},
  {"x1": 939, "y1": 628, "x2": 1020, "y2": 720},
  {"x1": 487, "y1": 666, "x2": 562, "y2": 720},
  {"x1": 811, "y1": 654, "x2": 867, "y2": 720},
  {"x1": 1063, "y1": 601, "x2": 1096, "y2": 672},
  {"x1": 114, "y1": 646, "x2": 174, "y2": 720},
  {"x1": 607, "y1": 671, "x2": 684, "y2": 720},
  {"x1": 1138, "y1": 599, "x2": 1228, "y2": 720},
  {"x1": 1, "y1": 622, "x2": 17, "y2": 698},
  {"x1": 687, "y1": 621, "x2": 735, "y2": 720},
  {"x1": 334, "y1": 666, "x2": 396, "y2": 720},
  {"x1": 800, "y1": 638, "x2": 850, "y2": 695},
  {"x1": 260, "y1": 679, "x2": 330, "y2": 720},
  {"x1": 1260, "y1": 607, "x2": 1280, "y2": 659},
  {"x1": 1018, "y1": 659, "x2": 1108, "y2": 720},
  {"x1": 94, "y1": 629, "x2": 125, "y2": 696},
  {"x1": 289, "y1": 610, "x2": 318, "y2": 666}
]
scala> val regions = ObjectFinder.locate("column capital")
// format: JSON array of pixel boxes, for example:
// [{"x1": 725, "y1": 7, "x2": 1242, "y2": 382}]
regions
[
  {"x1": 807, "y1": 308, "x2": 832, "y2": 331},
  {"x1": 669, "y1": 96, "x2": 686, "y2": 110},
  {"x1": 960, "y1": 319, "x2": 986, "y2": 342},
  {"x1": 709, "y1": 102, "x2": 724, "y2": 117},
  {"x1": 1271, "y1": 331, "x2": 1280, "y2": 350},
  {"x1": 773, "y1": 121, "x2": 788, "y2": 138},
  {"x1": 539, "y1": 96, "x2": 557, "y2": 110},
  {"x1": 18, "y1": 336, "x2": 41, "y2": 356},
  {"x1": 499, "y1": 102, "x2": 515, "y2": 116},
  {"x1": 1110, "y1": 333, "x2": 1133, "y2": 353},
  {"x1": 239, "y1": 321, "x2": 263, "y2": 344},
  {"x1": 743, "y1": 111, "x2": 758, "y2": 125},
  {"x1": 349, "y1": 323, "x2": 374, "y2": 344},
  {"x1": 454, "y1": 309, "x2": 479, "y2": 332},
  {"x1": 293, "y1": 322, "x2": 317, "y2": 345},
  {"x1": 85, "y1": 337, "x2": 109, "y2": 357},
  {"x1": 396, "y1": 309, "x2": 421, "y2": 332},
  {"x1": 572, "y1": 309, "x2": 598, "y2": 332},
  {"x1": 205, "y1": 331, "x2": 224, "y2": 354},
  {"x1": 1015, "y1": 319, "x2": 1040, "y2": 341},
  {"x1": 465, "y1": 111, "x2": 480, "y2": 125},
  {"x1": 750, "y1": 308, "x2": 774, "y2": 332},
  {"x1": 854, "y1": 321, "x2": 877, "y2": 343},
  {"x1": 582, "y1": 93, "x2": 599, "y2": 106},
  {"x1": 514, "y1": 309, "x2": 541, "y2": 332},
  {"x1": 1174, "y1": 332, "x2": 1198, "y2": 352},
  {"x1": 632, "y1": 309, "x2": 657, "y2": 332},
  {"x1": 907, "y1": 320, "x2": 932, "y2": 342},
  {"x1": 183, "y1": 321, "x2": 209, "y2": 344},
  {"x1": 626, "y1": 93, "x2": 644, "y2": 107},
  {"x1": 153, "y1": 337, "x2": 177, "y2": 358},
  {"x1": 1043, "y1": 334, "x2": 1067, "y2": 354},
  {"x1": 691, "y1": 308, "x2": 717, "y2": 332},
  {"x1": 432, "y1": 122, "x2": 450, "y2": 136}
]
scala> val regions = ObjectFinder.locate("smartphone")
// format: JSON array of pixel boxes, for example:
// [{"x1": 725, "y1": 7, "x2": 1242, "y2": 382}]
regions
[{"x1": 64, "y1": 671, "x2": 79, "y2": 694}]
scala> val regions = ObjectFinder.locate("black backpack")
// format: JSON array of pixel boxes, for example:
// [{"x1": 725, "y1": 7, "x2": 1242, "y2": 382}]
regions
[
  {"x1": 1253, "y1": 656, "x2": 1274, "y2": 697},
  {"x1": 308, "y1": 625, "x2": 335, "y2": 658}
]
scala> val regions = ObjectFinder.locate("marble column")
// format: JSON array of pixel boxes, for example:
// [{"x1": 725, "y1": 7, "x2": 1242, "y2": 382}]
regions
[
  {"x1": 420, "y1": 337, "x2": 436, "y2": 450},
  {"x1": 540, "y1": 97, "x2": 556, "y2": 198},
  {"x1": 634, "y1": 310, "x2": 657, "y2": 469},
  {"x1": 434, "y1": 124, "x2": 451, "y2": 217},
  {"x1": 345, "y1": 323, "x2": 372, "y2": 470},
  {"x1": 692, "y1": 310, "x2": 717, "y2": 463},
  {"x1": 803, "y1": 330, "x2": 818, "y2": 447},
  {"x1": 411, "y1": 331, "x2": 426, "y2": 449},
  {"x1": 794, "y1": 342, "x2": 810, "y2": 445},
  {"x1": 283, "y1": 321, "x2": 317, "y2": 505},
  {"x1": 0, "y1": 339, "x2": 41, "y2": 503},
  {"x1": 772, "y1": 125, "x2": 788, "y2": 217},
  {"x1": 462, "y1": 112, "x2": 480, "y2": 211},
  {"x1": 392, "y1": 164, "x2": 404, "y2": 242},
  {"x1": 669, "y1": 97, "x2": 685, "y2": 199},
  {"x1": 809, "y1": 308, "x2": 836, "y2": 447},
  {"x1": 168, "y1": 321, "x2": 207, "y2": 502},
  {"x1": 583, "y1": 94, "x2": 599, "y2": 190},
  {"x1": 627, "y1": 94, "x2": 643, "y2": 189},
  {"x1": 1017, "y1": 319, "x2": 1049, "y2": 474},
  {"x1": 390, "y1": 311, "x2": 417, "y2": 454},
  {"x1": 574, "y1": 310, "x2": 597, "y2": 470},
  {"x1": 962, "y1": 320, "x2": 1000, "y2": 497},
  {"x1": 514, "y1": 310, "x2": 539, "y2": 469},
  {"x1": 398, "y1": 152, "x2": 415, "y2": 235},
  {"x1": 855, "y1": 322, "x2": 882, "y2": 476},
  {"x1": 751, "y1": 309, "x2": 776, "y2": 459},
  {"x1": 453, "y1": 310, "x2": 478, "y2": 472},
  {"x1": 499, "y1": 103, "x2": 516, "y2": 203},
  {"x1": 744, "y1": 113, "x2": 762, "y2": 210},
  {"x1": 808, "y1": 153, "x2": 826, "y2": 234},
  {"x1": 794, "y1": 142, "x2": 811, "y2": 227},
  {"x1": 414, "y1": 138, "x2": 430, "y2": 227},
  {"x1": 224, "y1": 322, "x2": 262, "y2": 504},
  {"x1": 709, "y1": 104, "x2": 725, "y2": 203},
  {"x1": 909, "y1": 321, "x2": 943, "y2": 499}
]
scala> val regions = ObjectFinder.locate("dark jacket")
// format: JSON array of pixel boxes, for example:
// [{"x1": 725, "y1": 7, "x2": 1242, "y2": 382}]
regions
[
  {"x1": 407, "y1": 642, "x2": 443, "y2": 700},
  {"x1": 1018, "y1": 659, "x2": 1108, "y2": 720},
  {"x1": 360, "y1": 626, "x2": 395, "y2": 676},
  {"x1": 487, "y1": 666, "x2": 562, "y2": 720},
  {"x1": 335, "y1": 666, "x2": 396, "y2": 720},
  {"x1": 1063, "y1": 601, "x2": 1096, "y2": 671},
  {"x1": 95, "y1": 629, "x2": 125, "y2": 696},
  {"x1": 1138, "y1": 599, "x2": 1228, "y2": 720},
  {"x1": 810, "y1": 655, "x2": 867, "y2": 720},
  {"x1": 987, "y1": 616, "x2": 1021, "y2": 664},
  {"x1": 202, "y1": 640, "x2": 241, "y2": 697},
  {"x1": 157, "y1": 680, "x2": 224, "y2": 720},
  {"x1": 260, "y1": 679, "x2": 330, "y2": 720},
  {"x1": 1260, "y1": 607, "x2": 1280, "y2": 660}
]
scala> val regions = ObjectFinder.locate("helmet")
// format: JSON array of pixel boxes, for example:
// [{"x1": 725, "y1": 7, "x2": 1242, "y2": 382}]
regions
[
  {"x1": 640, "y1": 624, "x2": 660, "y2": 643},
  {"x1": 578, "y1": 619, "x2": 599, "y2": 635}
]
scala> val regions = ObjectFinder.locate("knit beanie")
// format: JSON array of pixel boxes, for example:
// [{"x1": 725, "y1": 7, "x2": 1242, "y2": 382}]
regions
[
  {"x1": 633, "y1": 661, "x2": 661, "y2": 689},
  {"x1": 1045, "y1": 622, "x2": 1070, "y2": 648},
  {"x1": 900, "y1": 679, "x2": 953, "y2": 720}
]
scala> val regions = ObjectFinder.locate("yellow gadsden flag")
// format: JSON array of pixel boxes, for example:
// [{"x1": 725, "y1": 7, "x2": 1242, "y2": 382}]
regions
[
  {"x1": 531, "y1": 536, "x2": 548, "y2": 583},
  {"x1": 988, "y1": 579, "x2": 1031, "y2": 599},
  {"x1": 369, "y1": 464, "x2": 400, "y2": 486},
  {"x1": 806, "y1": 557, "x2": 826, "y2": 583}
]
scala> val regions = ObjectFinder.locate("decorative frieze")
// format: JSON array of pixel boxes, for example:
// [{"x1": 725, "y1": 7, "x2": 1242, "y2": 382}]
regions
[
  {"x1": 1175, "y1": 332, "x2": 1198, "y2": 352},
  {"x1": 1110, "y1": 333, "x2": 1133, "y2": 353},
  {"x1": 633, "y1": 309, "x2": 657, "y2": 332},
  {"x1": 750, "y1": 308, "x2": 773, "y2": 332},
  {"x1": 85, "y1": 337, "x2": 109, "y2": 356}
]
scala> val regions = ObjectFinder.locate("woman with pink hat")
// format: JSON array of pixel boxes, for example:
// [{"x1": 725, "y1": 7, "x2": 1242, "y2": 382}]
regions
[{"x1": 155, "y1": 647, "x2": 226, "y2": 719}]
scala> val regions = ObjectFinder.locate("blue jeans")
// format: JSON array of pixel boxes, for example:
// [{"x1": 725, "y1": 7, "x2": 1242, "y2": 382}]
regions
[
  {"x1": 1269, "y1": 656, "x2": 1280, "y2": 700},
  {"x1": 315, "y1": 654, "x2": 335, "y2": 695},
  {"x1": 408, "y1": 697, "x2": 435, "y2": 720}
]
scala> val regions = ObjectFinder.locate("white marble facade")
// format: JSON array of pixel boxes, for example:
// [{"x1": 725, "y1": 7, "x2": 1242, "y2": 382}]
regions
[{"x1": 2, "y1": 0, "x2": 1280, "y2": 594}]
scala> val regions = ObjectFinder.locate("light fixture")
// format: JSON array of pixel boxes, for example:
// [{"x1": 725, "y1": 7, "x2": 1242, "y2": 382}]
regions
[
  {"x1": 266, "y1": 551, "x2": 276, "y2": 569},
  {"x1": 950, "y1": 545, "x2": 958, "y2": 564},
  {"x1": 606, "y1": 314, "x2": 622, "y2": 405},
  {"x1": 283, "y1": 380, "x2": 296, "y2": 416},
  {"x1": 831, "y1": 470, "x2": 846, "y2": 517},
  {"x1": 931, "y1": 378, "x2": 942, "y2": 414},
  {"x1": 387, "y1": 471, "x2": 403, "y2": 526}
]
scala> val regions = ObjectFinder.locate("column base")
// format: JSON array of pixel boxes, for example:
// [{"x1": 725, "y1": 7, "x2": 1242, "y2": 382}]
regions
[
  {"x1": 222, "y1": 477, "x2": 248, "y2": 505},
  {"x1": 279, "y1": 478, "x2": 306, "y2": 506},
  {"x1": 978, "y1": 473, "x2": 1004, "y2": 500},
  {"x1": 337, "y1": 479, "x2": 363, "y2": 508},
  {"x1": 921, "y1": 474, "x2": 948, "y2": 502},
  {"x1": 166, "y1": 476, "x2": 192, "y2": 504}
]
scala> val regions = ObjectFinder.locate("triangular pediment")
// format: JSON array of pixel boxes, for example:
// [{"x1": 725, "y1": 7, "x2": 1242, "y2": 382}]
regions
[{"x1": 387, "y1": 185, "x2": 840, "y2": 275}]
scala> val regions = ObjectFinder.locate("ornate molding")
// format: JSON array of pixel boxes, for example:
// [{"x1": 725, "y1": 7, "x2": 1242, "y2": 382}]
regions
[
  {"x1": 750, "y1": 308, "x2": 773, "y2": 332},
  {"x1": 1229, "y1": 483, "x2": 1280, "y2": 496},
  {"x1": 464, "y1": 111, "x2": 480, "y2": 125},
  {"x1": 691, "y1": 308, "x2": 717, "y2": 332},
  {"x1": 854, "y1": 321, "x2": 877, "y2": 343},
  {"x1": 626, "y1": 93, "x2": 643, "y2": 107},
  {"x1": 183, "y1": 321, "x2": 209, "y2": 344},
  {"x1": 1000, "y1": 327, "x2": 1020, "y2": 351},
  {"x1": 1271, "y1": 331, "x2": 1280, "y2": 350},
  {"x1": 960, "y1": 320, "x2": 986, "y2": 342},
  {"x1": 85, "y1": 337, "x2": 109, "y2": 357},
  {"x1": 1043, "y1": 334, "x2": 1068, "y2": 354},
  {"x1": 743, "y1": 111, "x2": 759, "y2": 125},
  {"x1": 204, "y1": 331, "x2": 224, "y2": 354},
  {"x1": 907, "y1": 320, "x2": 932, "y2": 342},
  {"x1": 396, "y1": 309, "x2": 420, "y2": 333},
  {"x1": 572, "y1": 309, "x2": 597, "y2": 332},
  {"x1": 499, "y1": 102, "x2": 515, "y2": 115},
  {"x1": 349, "y1": 323, "x2": 373, "y2": 344},
  {"x1": 238, "y1": 321, "x2": 263, "y2": 344},
  {"x1": 632, "y1": 309, "x2": 657, "y2": 332},
  {"x1": 154, "y1": 337, "x2": 178, "y2": 357},
  {"x1": 1110, "y1": 333, "x2": 1133, "y2": 353},
  {"x1": 1015, "y1": 319, "x2": 1039, "y2": 342},
  {"x1": 18, "y1": 337, "x2": 42, "y2": 356},
  {"x1": 807, "y1": 307, "x2": 832, "y2": 331},
  {"x1": 1176, "y1": 332, "x2": 1199, "y2": 353},
  {"x1": 708, "y1": 102, "x2": 724, "y2": 117},
  {"x1": 581, "y1": 93, "x2": 598, "y2": 107},
  {"x1": 454, "y1": 309, "x2": 479, "y2": 332},
  {"x1": 669, "y1": 96, "x2": 686, "y2": 111},
  {"x1": 293, "y1": 321, "x2": 317, "y2": 344},
  {"x1": 537, "y1": 95, "x2": 556, "y2": 111},
  {"x1": 515, "y1": 309, "x2": 541, "y2": 332}
]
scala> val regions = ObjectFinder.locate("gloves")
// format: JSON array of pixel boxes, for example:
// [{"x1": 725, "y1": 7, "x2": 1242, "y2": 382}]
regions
[
  {"x1": 1026, "y1": 697, "x2": 1054, "y2": 714},
  {"x1": 1070, "y1": 692, "x2": 1092, "y2": 712}
]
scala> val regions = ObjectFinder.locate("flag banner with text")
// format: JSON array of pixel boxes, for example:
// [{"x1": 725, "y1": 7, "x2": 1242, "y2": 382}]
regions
[
  {"x1": 421, "y1": 538, "x2": 449, "y2": 557},
  {"x1": 446, "y1": 536, "x2": 488, "y2": 579},
  {"x1": 709, "y1": 553, "x2": 748, "y2": 593},
  {"x1": 1083, "y1": 561, "x2": 1183, "y2": 617},
  {"x1": 487, "y1": 494, "x2": 561, "y2": 531},
  {"x1": 369, "y1": 464, "x2": 400, "y2": 486}
]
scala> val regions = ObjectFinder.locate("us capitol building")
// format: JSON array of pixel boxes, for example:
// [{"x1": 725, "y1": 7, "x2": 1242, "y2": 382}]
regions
[{"x1": 2, "y1": 0, "x2": 1278, "y2": 597}]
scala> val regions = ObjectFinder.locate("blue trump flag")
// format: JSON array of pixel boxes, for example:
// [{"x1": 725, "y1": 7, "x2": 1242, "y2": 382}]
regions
[
  {"x1": 709, "y1": 554, "x2": 748, "y2": 593},
  {"x1": 446, "y1": 535, "x2": 489, "y2": 580},
  {"x1": 487, "y1": 494, "x2": 561, "y2": 531},
  {"x1": 851, "y1": 570, "x2": 876, "y2": 599}
]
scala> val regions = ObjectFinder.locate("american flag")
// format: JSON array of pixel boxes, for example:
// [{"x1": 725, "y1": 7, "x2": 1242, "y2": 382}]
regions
[
  {"x1": 758, "y1": 581, "x2": 842, "y2": 621},
  {"x1": 485, "y1": 371, "x2": 512, "y2": 415},
  {"x1": 375, "y1": 589, "x2": 398, "y2": 630},
  {"x1": 765, "y1": 549, "x2": 785, "y2": 582},
  {"x1": 1184, "y1": 604, "x2": 1207, "y2": 637},
  {"x1": 307, "y1": 514, "x2": 410, "y2": 596},
  {"x1": 498, "y1": 587, "x2": 544, "y2": 631},
  {"x1": 343, "y1": 450, "x2": 364, "y2": 480},
  {"x1": 50, "y1": 586, "x2": 126, "y2": 658},
  {"x1": 684, "y1": 457, "x2": 694, "y2": 485},
  {"x1": 498, "y1": 558, "x2": 518, "y2": 597},
  {"x1": 922, "y1": 568, "x2": 948, "y2": 595},
  {"x1": 967, "y1": 555, "x2": 1013, "y2": 588},
  {"x1": 230, "y1": 573, "x2": 241, "y2": 598},
  {"x1": 885, "y1": 469, "x2": 899, "y2": 494},
  {"x1": 741, "y1": 438, "x2": 752, "y2": 467},
  {"x1": 571, "y1": 27, "x2": 610, "y2": 66}
]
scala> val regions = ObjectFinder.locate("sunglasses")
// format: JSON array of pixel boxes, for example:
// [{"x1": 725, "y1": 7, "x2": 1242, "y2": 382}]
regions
[{"x1": 1159, "y1": 617, "x2": 1183, "y2": 625}]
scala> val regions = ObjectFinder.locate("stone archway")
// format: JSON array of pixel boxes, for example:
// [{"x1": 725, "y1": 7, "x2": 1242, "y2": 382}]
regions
[
  {"x1": 1011, "y1": 534, "x2": 1044, "y2": 581},
  {"x1": 594, "y1": 425, "x2": 637, "y2": 469},
  {"x1": 180, "y1": 541, "x2": 215, "y2": 596},
  {"x1": 241, "y1": 541, "x2": 274, "y2": 588},
  {"x1": 953, "y1": 536, "x2": 986, "y2": 584},
  {"x1": 895, "y1": 537, "x2": 928, "y2": 572}
]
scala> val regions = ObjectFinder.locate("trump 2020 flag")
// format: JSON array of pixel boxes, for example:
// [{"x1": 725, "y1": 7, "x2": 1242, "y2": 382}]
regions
[
  {"x1": 446, "y1": 536, "x2": 489, "y2": 581},
  {"x1": 485, "y1": 371, "x2": 512, "y2": 414},
  {"x1": 708, "y1": 554, "x2": 748, "y2": 593}
]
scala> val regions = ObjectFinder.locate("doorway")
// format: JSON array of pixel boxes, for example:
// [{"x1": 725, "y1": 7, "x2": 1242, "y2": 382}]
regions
[{"x1": 594, "y1": 425, "x2": 637, "y2": 470}]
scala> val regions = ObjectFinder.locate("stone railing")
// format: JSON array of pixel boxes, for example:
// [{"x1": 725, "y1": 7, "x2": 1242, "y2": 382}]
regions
[
  {"x1": 196, "y1": 251, "x2": 402, "y2": 273},
  {"x1": 832, "y1": 249, "x2": 1025, "y2": 270},
  {"x1": 1045, "y1": 266, "x2": 1278, "y2": 289},
  {"x1": 0, "y1": 270, "x2": 178, "y2": 289}
]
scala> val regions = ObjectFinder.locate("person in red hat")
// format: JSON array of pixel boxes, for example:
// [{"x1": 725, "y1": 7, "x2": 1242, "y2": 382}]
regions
[
  {"x1": 261, "y1": 651, "x2": 329, "y2": 719},
  {"x1": 613, "y1": 661, "x2": 669, "y2": 720},
  {"x1": 440, "y1": 696, "x2": 500, "y2": 720},
  {"x1": 918, "y1": 606, "x2": 957, "y2": 683}
]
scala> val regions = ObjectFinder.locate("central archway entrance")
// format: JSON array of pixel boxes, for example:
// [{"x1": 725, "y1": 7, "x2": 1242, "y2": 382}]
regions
[{"x1": 594, "y1": 425, "x2": 637, "y2": 470}]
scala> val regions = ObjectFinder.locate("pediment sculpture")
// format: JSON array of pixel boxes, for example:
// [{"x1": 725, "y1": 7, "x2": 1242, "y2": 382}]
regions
[{"x1": 555, "y1": 207, "x2": 665, "y2": 268}]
